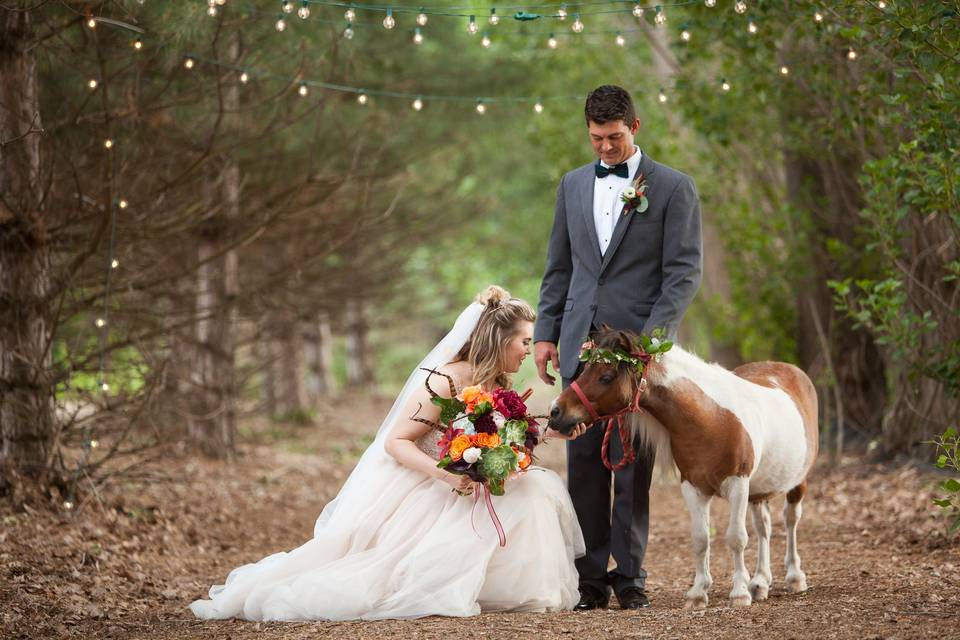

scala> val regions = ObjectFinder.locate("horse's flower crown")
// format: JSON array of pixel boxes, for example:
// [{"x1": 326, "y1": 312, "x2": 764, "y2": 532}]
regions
[{"x1": 579, "y1": 328, "x2": 673, "y2": 374}]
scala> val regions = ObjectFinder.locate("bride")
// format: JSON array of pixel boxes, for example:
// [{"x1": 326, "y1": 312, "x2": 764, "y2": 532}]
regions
[{"x1": 189, "y1": 286, "x2": 587, "y2": 621}]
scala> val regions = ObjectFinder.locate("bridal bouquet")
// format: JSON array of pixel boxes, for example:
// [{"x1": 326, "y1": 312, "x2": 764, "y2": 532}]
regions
[{"x1": 431, "y1": 385, "x2": 540, "y2": 496}]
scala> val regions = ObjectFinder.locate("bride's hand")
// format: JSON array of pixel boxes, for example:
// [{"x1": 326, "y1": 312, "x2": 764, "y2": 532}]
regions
[
  {"x1": 545, "y1": 423, "x2": 590, "y2": 441},
  {"x1": 443, "y1": 473, "x2": 474, "y2": 496}
]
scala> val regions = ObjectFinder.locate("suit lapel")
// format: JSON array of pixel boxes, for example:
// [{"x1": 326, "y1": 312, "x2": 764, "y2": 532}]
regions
[
  {"x1": 577, "y1": 166, "x2": 603, "y2": 266},
  {"x1": 600, "y1": 152, "x2": 657, "y2": 275}
]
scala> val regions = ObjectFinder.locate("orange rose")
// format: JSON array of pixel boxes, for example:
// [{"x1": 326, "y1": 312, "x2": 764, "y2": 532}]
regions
[
  {"x1": 517, "y1": 448, "x2": 532, "y2": 470},
  {"x1": 448, "y1": 434, "x2": 473, "y2": 461},
  {"x1": 473, "y1": 432, "x2": 502, "y2": 449},
  {"x1": 458, "y1": 385, "x2": 493, "y2": 412}
]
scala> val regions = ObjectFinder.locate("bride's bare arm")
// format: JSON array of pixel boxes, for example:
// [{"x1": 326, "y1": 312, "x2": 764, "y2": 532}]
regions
[{"x1": 384, "y1": 373, "x2": 472, "y2": 492}]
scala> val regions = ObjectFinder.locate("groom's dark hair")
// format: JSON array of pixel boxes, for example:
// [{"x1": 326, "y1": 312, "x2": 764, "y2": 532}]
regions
[{"x1": 584, "y1": 85, "x2": 637, "y2": 126}]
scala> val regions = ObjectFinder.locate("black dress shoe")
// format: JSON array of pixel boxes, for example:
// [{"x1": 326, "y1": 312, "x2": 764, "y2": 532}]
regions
[
  {"x1": 574, "y1": 585, "x2": 610, "y2": 610},
  {"x1": 617, "y1": 587, "x2": 651, "y2": 609}
]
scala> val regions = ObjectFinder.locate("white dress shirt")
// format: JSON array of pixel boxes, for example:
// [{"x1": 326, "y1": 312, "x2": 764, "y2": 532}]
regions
[{"x1": 593, "y1": 146, "x2": 642, "y2": 256}]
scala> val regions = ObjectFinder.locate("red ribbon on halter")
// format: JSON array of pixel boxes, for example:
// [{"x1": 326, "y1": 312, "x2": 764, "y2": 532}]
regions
[{"x1": 569, "y1": 354, "x2": 650, "y2": 472}]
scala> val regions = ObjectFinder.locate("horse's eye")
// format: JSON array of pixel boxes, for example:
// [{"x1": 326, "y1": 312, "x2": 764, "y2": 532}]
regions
[{"x1": 599, "y1": 374, "x2": 614, "y2": 385}]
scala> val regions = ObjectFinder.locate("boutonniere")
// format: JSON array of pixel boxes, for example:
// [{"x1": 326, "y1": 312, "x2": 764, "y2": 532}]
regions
[{"x1": 620, "y1": 173, "x2": 649, "y2": 216}]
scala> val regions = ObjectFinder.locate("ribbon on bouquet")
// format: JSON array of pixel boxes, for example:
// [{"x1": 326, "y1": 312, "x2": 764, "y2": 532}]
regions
[{"x1": 470, "y1": 481, "x2": 506, "y2": 547}]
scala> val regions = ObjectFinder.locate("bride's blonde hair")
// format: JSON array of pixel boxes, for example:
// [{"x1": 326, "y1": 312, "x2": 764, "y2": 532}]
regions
[{"x1": 453, "y1": 285, "x2": 536, "y2": 390}]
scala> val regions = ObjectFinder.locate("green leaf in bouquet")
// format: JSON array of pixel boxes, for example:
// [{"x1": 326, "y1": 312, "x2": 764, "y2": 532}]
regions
[
  {"x1": 431, "y1": 396, "x2": 466, "y2": 424},
  {"x1": 437, "y1": 456, "x2": 454, "y2": 470},
  {"x1": 487, "y1": 477, "x2": 505, "y2": 496},
  {"x1": 472, "y1": 400, "x2": 494, "y2": 415},
  {"x1": 478, "y1": 445, "x2": 518, "y2": 482}
]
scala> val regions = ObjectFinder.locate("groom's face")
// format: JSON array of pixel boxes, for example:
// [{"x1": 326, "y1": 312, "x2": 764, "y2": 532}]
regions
[{"x1": 588, "y1": 118, "x2": 640, "y2": 166}]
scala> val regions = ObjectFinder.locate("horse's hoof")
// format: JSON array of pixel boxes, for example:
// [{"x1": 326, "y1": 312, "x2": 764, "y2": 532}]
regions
[
  {"x1": 785, "y1": 574, "x2": 808, "y2": 593},
  {"x1": 684, "y1": 594, "x2": 708, "y2": 610},
  {"x1": 730, "y1": 594, "x2": 752, "y2": 608},
  {"x1": 749, "y1": 582, "x2": 769, "y2": 602}
]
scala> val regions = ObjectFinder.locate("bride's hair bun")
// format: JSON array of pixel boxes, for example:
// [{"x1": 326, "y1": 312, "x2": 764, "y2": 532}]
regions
[{"x1": 475, "y1": 285, "x2": 511, "y2": 308}]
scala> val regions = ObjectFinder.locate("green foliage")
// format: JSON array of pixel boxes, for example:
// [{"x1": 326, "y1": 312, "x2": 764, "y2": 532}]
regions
[
  {"x1": 929, "y1": 426, "x2": 960, "y2": 532},
  {"x1": 430, "y1": 395, "x2": 466, "y2": 426},
  {"x1": 477, "y1": 445, "x2": 519, "y2": 496}
]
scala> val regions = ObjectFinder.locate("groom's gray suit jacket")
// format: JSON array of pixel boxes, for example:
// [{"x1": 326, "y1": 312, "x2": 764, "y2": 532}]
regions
[{"x1": 534, "y1": 152, "x2": 702, "y2": 376}]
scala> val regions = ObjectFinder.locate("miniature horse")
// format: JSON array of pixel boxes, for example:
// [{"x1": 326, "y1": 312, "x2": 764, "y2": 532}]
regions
[{"x1": 548, "y1": 329, "x2": 818, "y2": 608}]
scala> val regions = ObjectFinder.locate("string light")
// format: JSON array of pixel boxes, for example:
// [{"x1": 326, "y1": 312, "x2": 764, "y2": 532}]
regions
[
  {"x1": 534, "y1": 101, "x2": 544, "y2": 113},
  {"x1": 343, "y1": 23, "x2": 354, "y2": 39},
  {"x1": 557, "y1": 4, "x2": 567, "y2": 20},
  {"x1": 814, "y1": 11, "x2": 823, "y2": 22},
  {"x1": 616, "y1": 32, "x2": 625, "y2": 46},
  {"x1": 240, "y1": 71, "x2": 249, "y2": 83},
  {"x1": 468, "y1": 15, "x2": 478, "y2": 34},
  {"x1": 735, "y1": 1, "x2": 747, "y2": 14},
  {"x1": 215, "y1": 0, "x2": 226, "y2": 5},
  {"x1": 89, "y1": 440, "x2": 100, "y2": 449},
  {"x1": 489, "y1": 8, "x2": 499, "y2": 25},
  {"x1": 95, "y1": 318, "x2": 106, "y2": 328},
  {"x1": 476, "y1": 100, "x2": 486, "y2": 114},
  {"x1": 64, "y1": 501, "x2": 74, "y2": 510},
  {"x1": 133, "y1": 37, "x2": 143, "y2": 50},
  {"x1": 847, "y1": 48, "x2": 857, "y2": 60},
  {"x1": 417, "y1": 10, "x2": 428, "y2": 26},
  {"x1": 297, "y1": 0, "x2": 310, "y2": 19},
  {"x1": 780, "y1": 65, "x2": 790, "y2": 75},
  {"x1": 658, "y1": 88, "x2": 668, "y2": 103},
  {"x1": 207, "y1": 0, "x2": 217, "y2": 7},
  {"x1": 413, "y1": 27, "x2": 424, "y2": 44},
  {"x1": 572, "y1": 14, "x2": 584, "y2": 32},
  {"x1": 747, "y1": 19, "x2": 757, "y2": 34},
  {"x1": 680, "y1": 25, "x2": 691, "y2": 41},
  {"x1": 111, "y1": 259, "x2": 119, "y2": 269},
  {"x1": 412, "y1": 97, "x2": 423, "y2": 110},
  {"x1": 88, "y1": 79, "x2": 98, "y2": 90},
  {"x1": 118, "y1": 199, "x2": 128, "y2": 209},
  {"x1": 298, "y1": 82, "x2": 309, "y2": 96},
  {"x1": 877, "y1": 1, "x2": 886, "y2": 8},
  {"x1": 104, "y1": 138, "x2": 114, "y2": 149},
  {"x1": 276, "y1": 15, "x2": 286, "y2": 31},
  {"x1": 547, "y1": 33, "x2": 558, "y2": 48},
  {"x1": 282, "y1": 0, "x2": 293, "y2": 13},
  {"x1": 184, "y1": 57, "x2": 195, "y2": 69},
  {"x1": 481, "y1": 32, "x2": 491, "y2": 47},
  {"x1": 721, "y1": 78, "x2": 731, "y2": 91},
  {"x1": 383, "y1": 8, "x2": 395, "y2": 29},
  {"x1": 632, "y1": 1, "x2": 644, "y2": 18},
  {"x1": 344, "y1": 6, "x2": 355, "y2": 21},
  {"x1": 357, "y1": 92, "x2": 368, "y2": 104},
  {"x1": 207, "y1": 6, "x2": 217, "y2": 17},
  {"x1": 654, "y1": 6, "x2": 667, "y2": 25},
  {"x1": 705, "y1": 0, "x2": 716, "y2": 6},
  {"x1": 101, "y1": 382, "x2": 110, "y2": 392},
  {"x1": 86, "y1": 17, "x2": 96, "y2": 29}
]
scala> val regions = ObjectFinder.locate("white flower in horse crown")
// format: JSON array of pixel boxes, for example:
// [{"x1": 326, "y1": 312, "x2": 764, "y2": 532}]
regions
[
  {"x1": 650, "y1": 337, "x2": 661, "y2": 349},
  {"x1": 462, "y1": 447, "x2": 482, "y2": 464}
]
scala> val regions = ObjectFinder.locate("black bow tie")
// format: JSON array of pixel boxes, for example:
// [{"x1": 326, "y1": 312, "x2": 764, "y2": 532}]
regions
[{"x1": 595, "y1": 162, "x2": 629, "y2": 179}]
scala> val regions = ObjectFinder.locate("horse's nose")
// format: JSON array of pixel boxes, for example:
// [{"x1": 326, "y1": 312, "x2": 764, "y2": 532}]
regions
[{"x1": 550, "y1": 405, "x2": 561, "y2": 419}]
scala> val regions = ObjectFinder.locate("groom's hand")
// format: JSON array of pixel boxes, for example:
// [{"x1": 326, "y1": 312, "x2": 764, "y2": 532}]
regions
[{"x1": 535, "y1": 341, "x2": 560, "y2": 385}]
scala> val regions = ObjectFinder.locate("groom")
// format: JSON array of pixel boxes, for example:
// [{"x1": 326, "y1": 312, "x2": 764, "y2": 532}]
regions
[{"x1": 536, "y1": 85, "x2": 702, "y2": 610}]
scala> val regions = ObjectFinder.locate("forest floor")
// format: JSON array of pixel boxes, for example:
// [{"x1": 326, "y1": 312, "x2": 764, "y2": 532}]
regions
[{"x1": 2, "y1": 392, "x2": 959, "y2": 640}]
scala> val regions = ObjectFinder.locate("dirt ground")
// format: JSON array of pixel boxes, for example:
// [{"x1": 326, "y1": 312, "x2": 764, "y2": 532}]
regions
[{"x1": 2, "y1": 393, "x2": 959, "y2": 640}]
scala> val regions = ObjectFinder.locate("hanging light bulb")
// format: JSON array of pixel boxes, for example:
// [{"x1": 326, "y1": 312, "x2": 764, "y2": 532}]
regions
[
  {"x1": 344, "y1": 6, "x2": 356, "y2": 21},
  {"x1": 413, "y1": 27, "x2": 424, "y2": 44},
  {"x1": 489, "y1": 8, "x2": 499, "y2": 25},
  {"x1": 748, "y1": 19, "x2": 757, "y2": 34},
  {"x1": 705, "y1": 0, "x2": 716, "y2": 6},
  {"x1": 877, "y1": 1, "x2": 886, "y2": 8},
  {"x1": 721, "y1": 78, "x2": 731, "y2": 91},
  {"x1": 383, "y1": 8, "x2": 395, "y2": 29},
  {"x1": 616, "y1": 32, "x2": 626, "y2": 46},
  {"x1": 780, "y1": 65, "x2": 790, "y2": 75},
  {"x1": 96, "y1": 317, "x2": 106, "y2": 328},
  {"x1": 104, "y1": 138, "x2": 113, "y2": 149},
  {"x1": 847, "y1": 48, "x2": 857, "y2": 60},
  {"x1": 101, "y1": 382, "x2": 109, "y2": 392},
  {"x1": 533, "y1": 101, "x2": 544, "y2": 114},
  {"x1": 133, "y1": 37, "x2": 143, "y2": 50},
  {"x1": 658, "y1": 88, "x2": 668, "y2": 103},
  {"x1": 572, "y1": 14, "x2": 584, "y2": 32},
  {"x1": 111, "y1": 258, "x2": 119, "y2": 269},
  {"x1": 476, "y1": 100, "x2": 486, "y2": 114},
  {"x1": 298, "y1": 82, "x2": 308, "y2": 96},
  {"x1": 417, "y1": 10, "x2": 428, "y2": 26},
  {"x1": 64, "y1": 500, "x2": 74, "y2": 510},
  {"x1": 88, "y1": 79, "x2": 98, "y2": 90},
  {"x1": 468, "y1": 15, "x2": 478, "y2": 34},
  {"x1": 207, "y1": 0, "x2": 217, "y2": 6},
  {"x1": 282, "y1": 1, "x2": 293, "y2": 13},
  {"x1": 734, "y1": 1, "x2": 747, "y2": 14},
  {"x1": 184, "y1": 57, "x2": 195, "y2": 69},
  {"x1": 343, "y1": 23, "x2": 354, "y2": 39},
  {"x1": 357, "y1": 92, "x2": 368, "y2": 105},
  {"x1": 215, "y1": 0, "x2": 226, "y2": 5},
  {"x1": 547, "y1": 33, "x2": 558, "y2": 49},
  {"x1": 276, "y1": 15, "x2": 286, "y2": 31},
  {"x1": 89, "y1": 439, "x2": 100, "y2": 449},
  {"x1": 654, "y1": 6, "x2": 666, "y2": 25},
  {"x1": 412, "y1": 97, "x2": 423, "y2": 111},
  {"x1": 481, "y1": 32, "x2": 491, "y2": 47},
  {"x1": 632, "y1": 1, "x2": 644, "y2": 18},
  {"x1": 681, "y1": 25, "x2": 691, "y2": 41},
  {"x1": 557, "y1": 4, "x2": 567, "y2": 20},
  {"x1": 86, "y1": 17, "x2": 96, "y2": 29},
  {"x1": 814, "y1": 11, "x2": 823, "y2": 22},
  {"x1": 207, "y1": 6, "x2": 217, "y2": 17},
  {"x1": 240, "y1": 71, "x2": 249, "y2": 83},
  {"x1": 297, "y1": 1, "x2": 310, "y2": 19},
  {"x1": 118, "y1": 199, "x2": 128, "y2": 209}
]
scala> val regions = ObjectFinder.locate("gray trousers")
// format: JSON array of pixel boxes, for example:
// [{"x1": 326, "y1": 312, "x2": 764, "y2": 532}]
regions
[{"x1": 564, "y1": 373, "x2": 655, "y2": 595}]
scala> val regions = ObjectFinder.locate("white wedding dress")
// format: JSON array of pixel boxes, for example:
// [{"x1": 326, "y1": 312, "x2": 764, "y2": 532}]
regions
[{"x1": 189, "y1": 303, "x2": 584, "y2": 621}]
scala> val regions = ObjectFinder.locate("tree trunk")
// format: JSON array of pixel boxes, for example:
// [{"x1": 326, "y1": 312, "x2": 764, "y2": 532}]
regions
[
  {"x1": 345, "y1": 298, "x2": 373, "y2": 388},
  {"x1": 258, "y1": 321, "x2": 277, "y2": 417},
  {"x1": 305, "y1": 310, "x2": 335, "y2": 402},
  {"x1": 0, "y1": 9, "x2": 55, "y2": 475},
  {"x1": 272, "y1": 307, "x2": 306, "y2": 418}
]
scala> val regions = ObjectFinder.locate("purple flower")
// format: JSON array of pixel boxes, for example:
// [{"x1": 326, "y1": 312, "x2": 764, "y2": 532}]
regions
[
  {"x1": 492, "y1": 389, "x2": 527, "y2": 420},
  {"x1": 472, "y1": 412, "x2": 498, "y2": 435}
]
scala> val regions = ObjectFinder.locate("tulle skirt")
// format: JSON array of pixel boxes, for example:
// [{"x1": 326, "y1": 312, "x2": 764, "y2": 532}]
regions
[{"x1": 189, "y1": 466, "x2": 584, "y2": 621}]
